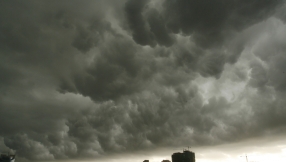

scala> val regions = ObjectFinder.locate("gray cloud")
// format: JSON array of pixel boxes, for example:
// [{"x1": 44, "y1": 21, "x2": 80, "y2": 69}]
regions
[
  {"x1": 0, "y1": 0, "x2": 286, "y2": 161},
  {"x1": 124, "y1": 0, "x2": 283, "y2": 48},
  {"x1": 147, "y1": 9, "x2": 175, "y2": 47},
  {"x1": 124, "y1": 0, "x2": 156, "y2": 46},
  {"x1": 59, "y1": 37, "x2": 145, "y2": 101}
]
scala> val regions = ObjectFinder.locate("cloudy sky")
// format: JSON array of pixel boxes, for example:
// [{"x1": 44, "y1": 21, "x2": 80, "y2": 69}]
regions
[{"x1": 1, "y1": 0, "x2": 286, "y2": 162}]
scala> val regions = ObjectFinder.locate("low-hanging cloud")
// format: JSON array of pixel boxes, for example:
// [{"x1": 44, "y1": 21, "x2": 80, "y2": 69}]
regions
[{"x1": 0, "y1": 0, "x2": 286, "y2": 161}]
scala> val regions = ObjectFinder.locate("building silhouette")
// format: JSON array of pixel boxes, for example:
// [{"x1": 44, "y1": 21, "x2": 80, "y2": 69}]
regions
[
  {"x1": 162, "y1": 160, "x2": 171, "y2": 162},
  {"x1": 172, "y1": 150, "x2": 195, "y2": 162},
  {"x1": 143, "y1": 149, "x2": 195, "y2": 162},
  {"x1": 0, "y1": 153, "x2": 15, "y2": 162}
]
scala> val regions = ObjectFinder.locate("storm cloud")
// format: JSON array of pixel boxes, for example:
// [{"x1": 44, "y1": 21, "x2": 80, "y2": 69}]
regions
[{"x1": 0, "y1": 0, "x2": 286, "y2": 161}]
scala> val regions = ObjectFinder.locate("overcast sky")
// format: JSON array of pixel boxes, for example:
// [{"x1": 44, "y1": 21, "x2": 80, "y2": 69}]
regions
[{"x1": 1, "y1": 0, "x2": 286, "y2": 162}]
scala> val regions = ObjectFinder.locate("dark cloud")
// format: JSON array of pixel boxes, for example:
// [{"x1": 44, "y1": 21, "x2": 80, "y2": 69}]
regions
[
  {"x1": 252, "y1": 29, "x2": 286, "y2": 92},
  {"x1": 124, "y1": 0, "x2": 157, "y2": 46},
  {"x1": 147, "y1": 9, "x2": 175, "y2": 47},
  {"x1": 166, "y1": 0, "x2": 282, "y2": 45},
  {"x1": 275, "y1": 4, "x2": 286, "y2": 22},
  {"x1": 59, "y1": 37, "x2": 145, "y2": 101},
  {"x1": 0, "y1": 65, "x2": 22, "y2": 91},
  {"x1": 125, "y1": 0, "x2": 283, "y2": 48},
  {"x1": 4, "y1": 134, "x2": 55, "y2": 160},
  {"x1": 0, "y1": 0, "x2": 286, "y2": 161},
  {"x1": 72, "y1": 25, "x2": 101, "y2": 53},
  {"x1": 162, "y1": 0, "x2": 228, "y2": 47},
  {"x1": 72, "y1": 19, "x2": 115, "y2": 53},
  {"x1": 122, "y1": 0, "x2": 283, "y2": 81}
]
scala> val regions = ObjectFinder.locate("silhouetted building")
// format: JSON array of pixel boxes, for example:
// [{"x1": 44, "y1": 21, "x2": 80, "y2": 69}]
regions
[
  {"x1": 143, "y1": 160, "x2": 149, "y2": 162},
  {"x1": 162, "y1": 160, "x2": 171, "y2": 162},
  {"x1": 172, "y1": 150, "x2": 195, "y2": 162},
  {"x1": 0, "y1": 153, "x2": 15, "y2": 162}
]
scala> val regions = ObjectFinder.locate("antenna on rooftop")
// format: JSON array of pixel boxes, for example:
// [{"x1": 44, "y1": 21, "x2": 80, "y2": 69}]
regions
[
  {"x1": 183, "y1": 146, "x2": 191, "y2": 151},
  {"x1": 240, "y1": 154, "x2": 249, "y2": 162}
]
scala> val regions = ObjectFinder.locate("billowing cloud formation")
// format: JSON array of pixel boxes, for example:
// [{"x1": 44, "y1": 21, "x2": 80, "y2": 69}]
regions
[{"x1": 0, "y1": 0, "x2": 286, "y2": 161}]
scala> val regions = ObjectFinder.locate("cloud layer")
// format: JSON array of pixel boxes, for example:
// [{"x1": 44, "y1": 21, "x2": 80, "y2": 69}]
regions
[{"x1": 0, "y1": 0, "x2": 286, "y2": 161}]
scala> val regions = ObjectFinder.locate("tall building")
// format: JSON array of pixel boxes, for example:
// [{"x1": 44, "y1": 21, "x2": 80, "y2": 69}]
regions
[{"x1": 172, "y1": 150, "x2": 195, "y2": 162}]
